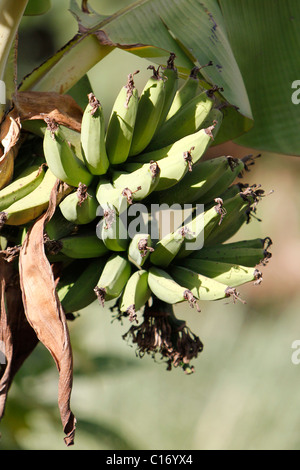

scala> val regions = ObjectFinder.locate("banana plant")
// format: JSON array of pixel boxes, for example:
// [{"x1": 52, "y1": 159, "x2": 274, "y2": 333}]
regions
[
  {"x1": 0, "y1": 0, "x2": 293, "y2": 447},
  {"x1": 1, "y1": 0, "x2": 298, "y2": 153}
]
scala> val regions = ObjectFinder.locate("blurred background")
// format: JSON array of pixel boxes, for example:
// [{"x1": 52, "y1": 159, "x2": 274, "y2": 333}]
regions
[{"x1": 1, "y1": 0, "x2": 300, "y2": 450}]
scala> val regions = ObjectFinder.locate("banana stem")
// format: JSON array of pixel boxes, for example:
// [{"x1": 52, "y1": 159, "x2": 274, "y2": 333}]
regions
[
  {"x1": 19, "y1": 33, "x2": 113, "y2": 94},
  {"x1": 0, "y1": 0, "x2": 28, "y2": 80},
  {"x1": 0, "y1": 0, "x2": 28, "y2": 119}
]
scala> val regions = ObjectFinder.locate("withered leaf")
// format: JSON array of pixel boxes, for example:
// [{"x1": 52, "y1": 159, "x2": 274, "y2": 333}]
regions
[
  {"x1": 14, "y1": 91, "x2": 83, "y2": 132},
  {"x1": 19, "y1": 180, "x2": 76, "y2": 446},
  {"x1": 0, "y1": 254, "x2": 38, "y2": 420},
  {"x1": 0, "y1": 107, "x2": 21, "y2": 157}
]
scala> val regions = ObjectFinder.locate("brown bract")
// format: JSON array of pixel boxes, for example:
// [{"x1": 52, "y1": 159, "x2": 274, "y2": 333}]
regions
[
  {"x1": 0, "y1": 254, "x2": 39, "y2": 420},
  {"x1": 13, "y1": 90, "x2": 83, "y2": 132},
  {"x1": 18, "y1": 180, "x2": 76, "y2": 446}
]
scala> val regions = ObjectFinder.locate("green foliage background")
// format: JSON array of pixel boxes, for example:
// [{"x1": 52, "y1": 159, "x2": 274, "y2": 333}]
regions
[{"x1": 1, "y1": 0, "x2": 300, "y2": 450}]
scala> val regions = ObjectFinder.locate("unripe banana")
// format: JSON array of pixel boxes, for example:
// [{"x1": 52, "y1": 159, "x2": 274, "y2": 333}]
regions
[
  {"x1": 128, "y1": 233, "x2": 154, "y2": 267},
  {"x1": 96, "y1": 178, "x2": 132, "y2": 214},
  {"x1": 59, "y1": 231, "x2": 108, "y2": 258},
  {"x1": 0, "y1": 168, "x2": 72, "y2": 227},
  {"x1": 155, "y1": 53, "x2": 178, "y2": 129},
  {"x1": 204, "y1": 186, "x2": 264, "y2": 246},
  {"x1": 57, "y1": 257, "x2": 107, "y2": 314},
  {"x1": 59, "y1": 183, "x2": 98, "y2": 225},
  {"x1": 119, "y1": 270, "x2": 151, "y2": 322},
  {"x1": 134, "y1": 122, "x2": 219, "y2": 165},
  {"x1": 189, "y1": 237, "x2": 272, "y2": 267},
  {"x1": 111, "y1": 160, "x2": 160, "y2": 201},
  {"x1": 96, "y1": 203, "x2": 128, "y2": 252},
  {"x1": 43, "y1": 120, "x2": 94, "y2": 187},
  {"x1": 150, "y1": 227, "x2": 192, "y2": 268},
  {"x1": 165, "y1": 62, "x2": 213, "y2": 122},
  {"x1": 105, "y1": 71, "x2": 139, "y2": 165},
  {"x1": 81, "y1": 93, "x2": 109, "y2": 175},
  {"x1": 94, "y1": 253, "x2": 132, "y2": 306},
  {"x1": 171, "y1": 265, "x2": 243, "y2": 302},
  {"x1": 155, "y1": 156, "x2": 240, "y2": 205},
  {"x1": 148, "y1": 86, "x2": 222, "y2": 151},
  {"x1": 175, "y1": 199, "x2": 227, "y2": 259},
  {"x1": 150, "y1": 148, "x2": 193, "y2": 191},
  {"x1": 0, "y1": 151, "x2": 14, "y2": 190},
  {"x1": 0, "y1": 162, "x2": 46, "y2": 211},
  {"x1": 45, "y1": 209, "x2": 77, "y2": 241},
  {"x1": 178, "y1": 258, "x2": 263, "y2": 287},
  {"x1": 126, "y1": 129, "x2": 216, "y2": 193},
  {"x1": 148, "y1": 266, "x2": 200, "y2": 310},
  {"x1": 195, "y1": 159, "x2": 245, "y2": 205},
  {"x1": 128, "y1": 65, "x2": 166, "y2": 156},
  {"x1": 96, "y1": 178, "x2": 130, "y2": 215}
]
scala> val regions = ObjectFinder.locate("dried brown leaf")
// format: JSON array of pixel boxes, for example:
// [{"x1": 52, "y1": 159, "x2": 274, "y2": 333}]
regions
[
  {"x1": 14, "y1": 91, "x2": 83, "y2": 132},
  {"x1": 0, "y1": 107, "x2": 21, "y2": 158},
  {"x1": 0, "y1": 254, "x2": 38, "y2": 419},
  {"x1": 19, "y1": 180, "x2": 76, "y2": 446}
]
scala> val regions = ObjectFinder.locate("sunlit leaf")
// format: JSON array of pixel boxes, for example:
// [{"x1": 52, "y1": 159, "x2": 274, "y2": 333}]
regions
[{"x1": 220, "y1": 0, "x2": 300, "y2": 156}]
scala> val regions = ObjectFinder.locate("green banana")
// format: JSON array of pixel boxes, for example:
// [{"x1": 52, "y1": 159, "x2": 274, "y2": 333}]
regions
[
  {"x1": 96, "y1": 203, "x2": 128, "y2": 252},
  {"x1": 178, "y1": 258, "x2": 263, "y2": 287},
  {"x1": 198, "y1": 157, "x2": 249, "y2": 206},
  {"x1": 128, "y1": 65, "x2": 166, "y2": 156},
  {"x1": 170, "y1": 265, "x2": 243, "y2": 302},
  {"x1": 96, "y1": 178, "x2": 131, "y2": 215},
  {"x1": 59, "y1": 184, "x2": 98, "y2": 225},
  {"x1": 45, "y1": 208, "x2": 77, "y2": 241},
  {"x1": 57, "y1": 257, "x2": 107, "y2": 314},
  {"x1": 175, "y1": 200, "x2": 227, "y2": 259},
  {"x1": 60, "y1": 231, "x2": 108, "y2": 258},
  {"x1": 148, "y1": 266, "x2": 200, "y2": 310},
  {"x1": 204, "y1": 186, "x2": 264, "y2": 246},
  {"x1": 105, "y1": 71, "x2": 139, "y2": 165},
  {"x1": 192, "y1": 158, "x2": 245, "y2": 205},
  {"x1": 155, "y1": 156, "x2": 241, "y2": 205},
  {"x1": 119, "y1": 269, "x2": 151, "y2": 322},
  {"x1": 147, "y1": 86, "x2": 221, "y2": 151},
  {"x1": 189, "y1": 237, "x2": 272, "y2": 267},
  {"x1": 43, "y1": 120, "x2": 94, "y2": 187},
  {"x1": 150, "y1": 227, "x2": 192, "y2": 268},
  {"x1": 125, "y1": 126, "x2": 217, "y2": 193},
  {"x1": 111, "y1": 160, "x2": 160, "y2": 201},
  {"x1": 0, "y1": 162, "x2": 46, "y2": 212},
  {"x1": 165, "y1": 63, "x2": 212, "y2": 121},
  {"x1": 0, "y1": 168, "x2": 72, "y2": 227},
  {"x1": 94, "y1": 253, "x2": 132, "y2": 306},
  {"x1": 80, "y1": 92, "x2": 109, "y2": 175},
  {"x1": 134, "y1": 122, "x2": 219, "y2": 165},
  {"x1": 128, "y1": 233, "x2": 154, "y2": 268},
  {"x1": 156, "y1": 52, "x2": 178, "y2": 129}
]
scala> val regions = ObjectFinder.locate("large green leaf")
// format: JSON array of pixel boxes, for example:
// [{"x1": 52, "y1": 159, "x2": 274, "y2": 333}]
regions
[
  {"x1": 220, "y1": 0, "x2": 300, "y2": 156},
  {"x1": 20, "y1": 0, "x2": 252, "y2": 144}
]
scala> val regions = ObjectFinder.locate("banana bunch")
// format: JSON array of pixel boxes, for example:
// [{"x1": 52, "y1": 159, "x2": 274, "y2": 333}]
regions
[{"x1": 0, "y1": 54, "x2": 273, "y2": 372}]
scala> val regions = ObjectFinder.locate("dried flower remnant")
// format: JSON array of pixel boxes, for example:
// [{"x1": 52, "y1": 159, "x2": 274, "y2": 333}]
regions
[{"x1": 123, "y1": 298, "x2": 203, "y2": 373}]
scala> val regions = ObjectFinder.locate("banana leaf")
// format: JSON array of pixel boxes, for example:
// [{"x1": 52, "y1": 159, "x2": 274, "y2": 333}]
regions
[
  {"x1": 219, "y1": 0, "x2": 300, "y2": 156},
  {"x1": 19, "y1": 0, "x2": 300, "y2": 155},
  {"x1": 19, "y1": 0, "x2": 253, "y2": 145}
]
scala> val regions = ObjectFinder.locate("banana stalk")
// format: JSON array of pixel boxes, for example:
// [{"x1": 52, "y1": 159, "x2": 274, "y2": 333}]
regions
[
  {"x1": 19, "y1": 33, "x2": 113, "y2": 94},
  {"x1": 0, "y1": 0, "x2": 29, "y2": 118}
]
